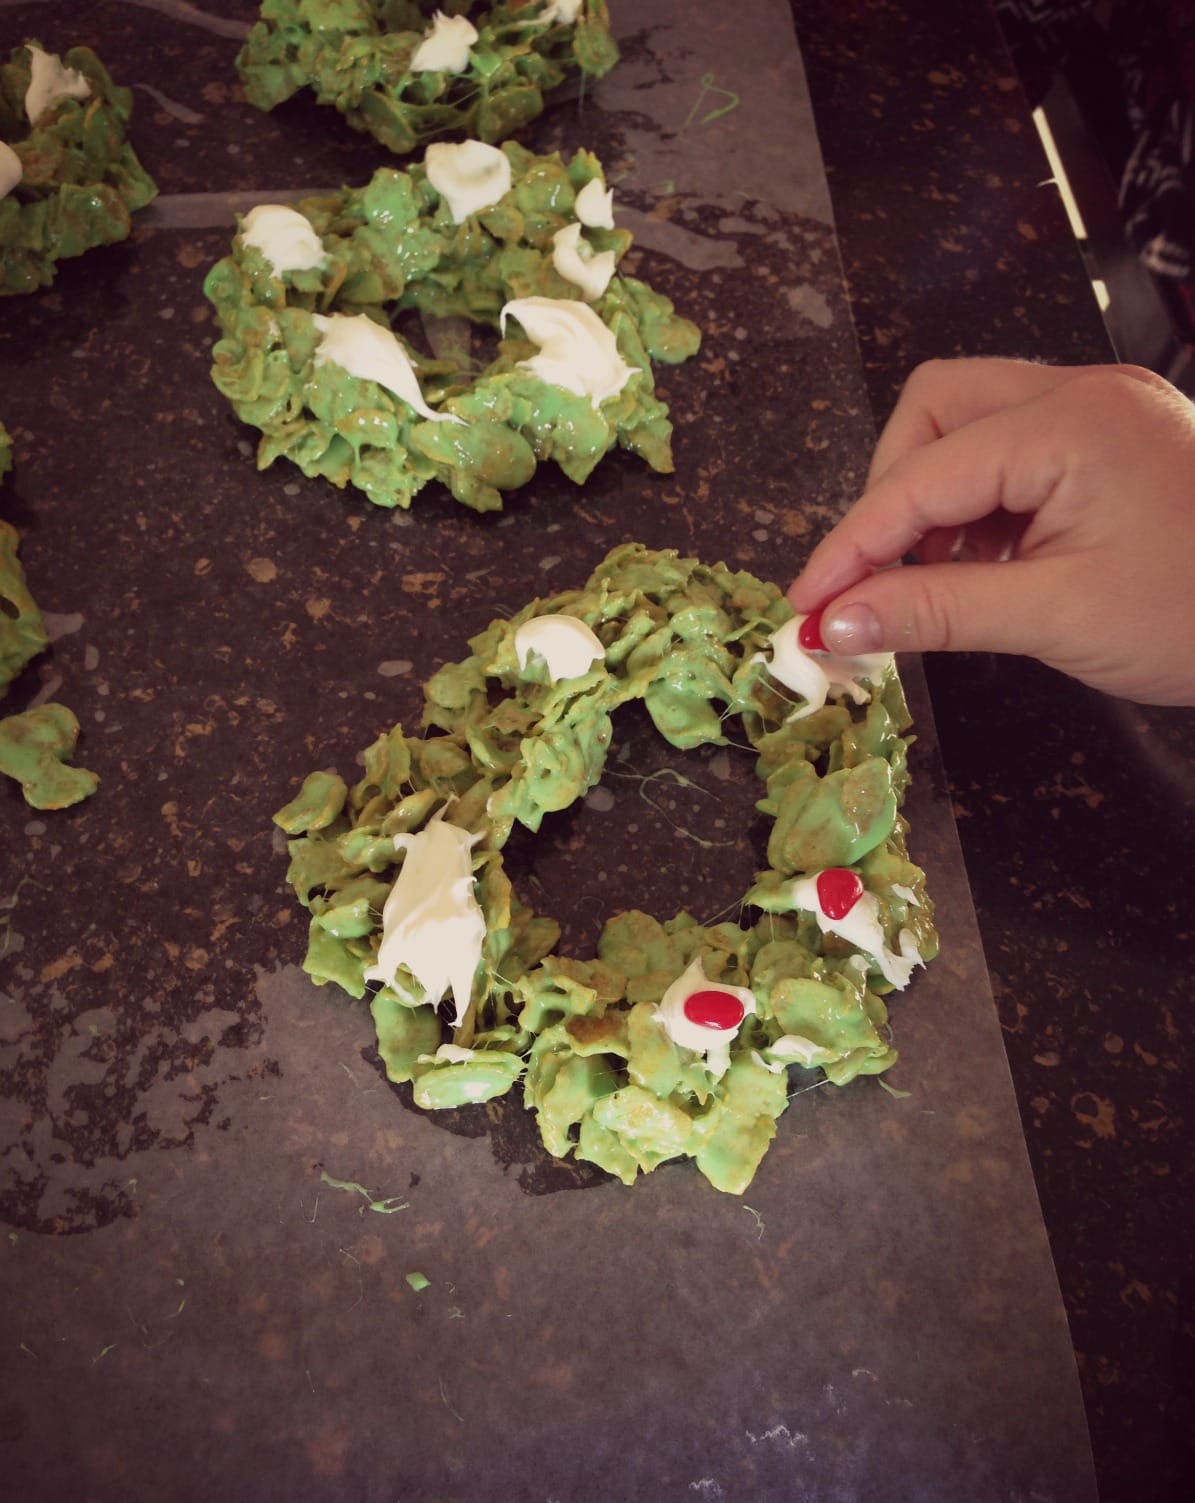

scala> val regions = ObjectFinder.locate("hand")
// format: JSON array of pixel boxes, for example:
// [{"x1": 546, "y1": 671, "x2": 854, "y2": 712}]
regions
[{"x1": 786, "y1": 358, "x2": 1195, "y2": 705}]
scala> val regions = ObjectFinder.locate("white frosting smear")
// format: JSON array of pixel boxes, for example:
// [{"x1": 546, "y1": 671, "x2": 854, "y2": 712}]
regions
[
  {"x1": 762, "y1": 615, "x2": 894, "y2": 721},
  {"x1": 0, "y1": 142, "x2": 22, "y2": 201},
  {"x1": 411, "y1": 12, "x2": 478, "y2": 73},
  {"x1": 364, "y1": 816, "x2": 486, "y2": 1026},
  {"x1": 552, "y1": 222, "x2": 616, "y2": 302},
  {"x1": 537, "y1": 0, "x2": 584, "y2": 22},
  {"x1": 654, "y1": 956, "x2": 757, "y2": 1080},
  {"x1": 311, "y1": 312, "x2": 461, "y2": 424},
  {"x1": 514, "y1": 615, "x2": 605, "y2": 681},
  {"x1": 501, "y1": 297, "x2": 636, "y2": 408},
  {"x1": 790, "y1": 873, "x2": 923, "y2": 989},
  {"x1": 240, "y1": 204, "x2": 326, "y2": 275},
  {"x1": 24, "y1": 44, "x2": 91, "y2": 126},
  {"x1": 425, "y1": 140, "x2": 512, "y2": 223},
  {"x1": 574, "y1": 177, "x2": 614, "y2": 229}
]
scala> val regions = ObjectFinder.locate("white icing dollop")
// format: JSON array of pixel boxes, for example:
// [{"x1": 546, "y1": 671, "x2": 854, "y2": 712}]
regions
[
  {"x1": 574, "y1": 176, "x2": 615, "y2": 229},
  {"x1": 311, "y1": 312, "x2": 462, "y2": 424},
  {"x1": 0, "y1": 142, "x2": 22, "y2": 201},
  {"x1": 240, "y1": 204, "x2": 326, "y2": 276},
  {"x1": 24, "y1": 44, "x2": 91, "y2": 126},
  {"x1": 536, "y1": 0, "x2": 585, "y2": 23},
  {"x1": 654, "y1": 956, "x2": 757, "y2": 1080},
  {"x1": 514, "y1": 615, "x2": 605, "y2": 681},
  {"x1": 364, "y1": 815, "x2": 486, "y2": 1026},
  {"x1": 411, "y1": 12, "x2": 478, "y2": 73},
  {"x1": 424, "y1": 140, "x2": 512, "y2": 223},
  {"x1": 501, "y1": 296, "x2": 636, "y2": 408},
  {"x1": 551, "y1": 222, "x2": 616, "y2": 302},
  {"x1": 761, "y1": 614, "x2": 893, "y2": 721},
  {"x1": 789, "y1": 873, "x2": 924, "y2": 990}
]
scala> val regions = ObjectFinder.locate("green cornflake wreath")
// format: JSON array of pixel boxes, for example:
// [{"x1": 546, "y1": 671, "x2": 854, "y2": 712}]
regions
[
  {"x1": 0, "y1": 42, "x2": 156, "y2": 296},
  {"x1": 204, "y1": 142, "x2": 700, "y2": 512},
  {"x1": 273, "y1": 545, "x2": 939, "y2": 1194},
  {"x1": 236, "y1": 1, "x2": 619, "y2": 155},
  {"x1": 0, "y1": 422, "x2": 98, "y2": 808}
]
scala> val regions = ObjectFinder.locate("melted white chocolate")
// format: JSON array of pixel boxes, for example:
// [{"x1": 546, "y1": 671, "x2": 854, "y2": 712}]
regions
[
  {"x1": 654, "y1": 956, "x2": 756, "y2": 1080},
  {"x1": 364, "y1": 815, "x2": 486, "y2": 1026},
  {"x1": 424, "y1": 140, "x2": 512, "y2": 223},
  {"x1": 514, "y1": 615, "x2": 605, "y2": 681},
  {"x1": 551, "y1": 223, "x2": 616, "y2": 301},
  {"x1": 24, "y1": 44, "x2": 90, "y2": 126},
  {"x1": 574, "y1": 177, "x2": 614, "y2": 229},
  {"x1": 537, "y1": 0, "x2": 584, "y2": 22},
  {"x1": 789, "y1": 874, "x2": 923, "y2": 989},
  {"x1": 501, "y1": 297, "x2": 636, "y2": 408},
  {"x1": 411, "y1": 12, "x2": 478, "y2": 73},
  {"x1": 240, "y1": 204, "x2": 326, "y2": 275},
  {"x1": 311, "y1": 312, "x2": 462, "y2": 424},
  {"x1": 0, "y1": 142, "x2": 22, "y2": 201},
  {"x1": 762, "y1": 615, "x2": 893, "y2": 721}
]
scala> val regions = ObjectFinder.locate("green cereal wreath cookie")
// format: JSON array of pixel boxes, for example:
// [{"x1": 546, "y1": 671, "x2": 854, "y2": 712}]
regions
[
  {"x1": 237, "y1": 1, "x2": 619, "y2": 155},
  {"x1": 0, "y1": 41, "x2": 156, "y2": 295},
  {"x1": 0, "y1": 422, "x2": 98, "y2": 808},
  {"x1": 274, "y1": 544, "x2": 939, "y2": 1193},
  {"x1": 204, "y1": 141, "x2": 700, "y2": 512}
]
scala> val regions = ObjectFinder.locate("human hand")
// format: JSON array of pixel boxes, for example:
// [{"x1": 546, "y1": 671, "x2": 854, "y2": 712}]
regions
[{"x1": 786, "y1": 358, "x2": 1195, "y2": 705}]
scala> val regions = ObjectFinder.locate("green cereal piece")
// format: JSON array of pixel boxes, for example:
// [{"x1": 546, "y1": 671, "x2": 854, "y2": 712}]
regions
[
  {"x1": 204, "y1": 143, "x2": 700, "y2": 512},
  {"x1": 405, "y1": 1271, "x2": 430, "y2": 1292},
  {"x1": 236, "y1": 1, "x2": 619, "y2": 155},
  {"x1": 0, "y1": 519, "x2": 49, "y2": 689},
  {"x1": 411, "y1": 1049, "x2": 524, "y2": 1109},
  {"x1": 0, "y1": 42, "x2": 156, "y2": 295},
  {"x1": 273, "y1": 769, "x2": 348, "y2": 832},
  {"x1": 0, "y1": 703, "x2": 98, "y2": 809},
  {"x1": 275, "y1": 545, "x2": 940, "y2": 1194}
]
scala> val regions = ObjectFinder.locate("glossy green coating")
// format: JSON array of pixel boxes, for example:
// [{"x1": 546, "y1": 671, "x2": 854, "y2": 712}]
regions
[
  {"x1": 0, "y1": 423, "x2": 97, "y2": 808},
  {"x1": 0, "y1": 43, "x2": 156, "y2": 295},
  {"x1": 237, "y1": 1, "x2": 619, "y2": 155},
  {"x1": 0, "y1": 703, "x2": 98, "y2": 809},
  {"x1": 204, "y1": 143, "x2": 700, "y2": 511},
  {"x1": 275, "y1": 546, "x2": 939, "y2": 1192}
]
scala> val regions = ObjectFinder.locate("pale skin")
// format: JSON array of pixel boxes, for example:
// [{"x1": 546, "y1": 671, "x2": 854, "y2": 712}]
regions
[{"x1": 786, "y1": 358, "x2": 1195, "y2": 706}]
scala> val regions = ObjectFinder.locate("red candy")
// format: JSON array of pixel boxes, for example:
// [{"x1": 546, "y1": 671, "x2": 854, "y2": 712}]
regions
[
  {"x1": 816, "y1": 867, "x2": 864, "y2": 919},
  {"x1": 682, "y1": 989, "x2": 746, "y2": 1031},
  {"x1": 797, "y1": 610, "x2": 828, "y2": 653}
]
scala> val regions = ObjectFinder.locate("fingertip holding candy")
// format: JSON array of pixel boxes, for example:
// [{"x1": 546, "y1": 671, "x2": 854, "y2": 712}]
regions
[{"x1": 821, "y1": 602, "x2": 882, "y2": 656}]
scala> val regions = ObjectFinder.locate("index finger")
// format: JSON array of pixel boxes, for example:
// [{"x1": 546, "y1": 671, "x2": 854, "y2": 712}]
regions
[
  {"x1": 866, "y1": 357, "x2": 1114, "y2": 488},
  {"x1": 788, "y1": 382, "x2": 1083, "y2": 610}
]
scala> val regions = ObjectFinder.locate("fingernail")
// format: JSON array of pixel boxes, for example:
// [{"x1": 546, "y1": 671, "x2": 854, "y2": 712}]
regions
[{"x1": 822, "y1": 603, "x2": 881, "y2": 655}]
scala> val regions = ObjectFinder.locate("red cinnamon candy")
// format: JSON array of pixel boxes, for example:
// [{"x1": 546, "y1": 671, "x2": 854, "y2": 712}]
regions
[
  {"x1": 681, "y1": 990, "x2": 748, "y2": 1031},
  {"x1": 797, "y1": 609, "x2": 828, "y2": 653},
  {"x1": 815, "y1": 867, "x2": 865, "y2": 920}
]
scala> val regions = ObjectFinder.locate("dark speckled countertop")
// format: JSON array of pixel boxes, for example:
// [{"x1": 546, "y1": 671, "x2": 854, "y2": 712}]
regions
[
  {"x1": 791, "y1": 3, "x2": 1195, "y2": 1501},
  {"x1": 0, "y1": 2, "x2": 1190, "y2": 1501}
]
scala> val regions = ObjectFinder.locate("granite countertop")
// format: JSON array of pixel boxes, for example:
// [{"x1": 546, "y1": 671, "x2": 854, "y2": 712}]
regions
[
  {"x1": 0, "y1": 2, "x2": 1191, "y2": 1500},
  {"x1": 792, "y1": 3, "x2": 1195, "y2": 1500}
]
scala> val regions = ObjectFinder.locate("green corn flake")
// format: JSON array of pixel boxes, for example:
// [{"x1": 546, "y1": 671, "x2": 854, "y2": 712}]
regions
[
  {"x1": 276, "y1": 545, "x2": 940, "y2": 1194},
  {"x1": 273, "y1": 770, "x2": 348, "y2": 833},
  {"x1": 0, "y1": 704, "x2": 98, "y2": 810},
  {"x1": 405, "y1": 1272, "x2": 430, "y2": 1293}
]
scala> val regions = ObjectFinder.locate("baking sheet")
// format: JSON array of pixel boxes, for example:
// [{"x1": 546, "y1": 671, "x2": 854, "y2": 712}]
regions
[{"x1": 0, "y1": 2, "x2": 1096, "y2": 1498}]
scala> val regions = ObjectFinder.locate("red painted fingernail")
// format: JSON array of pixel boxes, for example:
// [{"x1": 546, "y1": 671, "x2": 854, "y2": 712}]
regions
[{"x1": 797, "y1": 610, "x2": 827, "y2": 653}]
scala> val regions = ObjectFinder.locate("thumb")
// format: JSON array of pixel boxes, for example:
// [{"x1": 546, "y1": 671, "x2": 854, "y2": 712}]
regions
[{"x1": 817, "y1": 556, "x2": 1069, "y2": 659}]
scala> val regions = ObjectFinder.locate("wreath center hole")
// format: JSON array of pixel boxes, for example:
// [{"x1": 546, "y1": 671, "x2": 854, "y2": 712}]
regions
[{"x1": 499, "y1": 700, "x2": 770, "y2": 958}]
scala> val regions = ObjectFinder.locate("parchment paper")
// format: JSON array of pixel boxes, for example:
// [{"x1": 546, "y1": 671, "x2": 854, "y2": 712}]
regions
[{"x1": 0, "y1": 2, "x2": 1096, "y2": 1498}]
